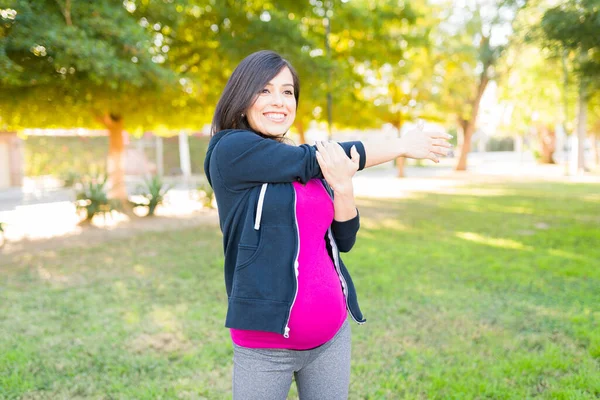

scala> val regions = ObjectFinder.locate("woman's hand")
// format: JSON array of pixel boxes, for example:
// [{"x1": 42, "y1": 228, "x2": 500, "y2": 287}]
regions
[
  {"x1": 400, "y1": 121, "x2": 453, "y2": 163},
  {"x1": 315, "y1": 141, "x2": 360, "y2": 194}
]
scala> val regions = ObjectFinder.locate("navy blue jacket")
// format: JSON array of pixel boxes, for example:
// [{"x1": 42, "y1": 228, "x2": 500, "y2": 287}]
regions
[{"x1": 204, "y1": 129, "x2": 367, "y2": 335}]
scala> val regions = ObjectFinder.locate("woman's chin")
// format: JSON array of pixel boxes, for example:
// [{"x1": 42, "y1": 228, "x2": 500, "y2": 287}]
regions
[{"x1": 263, "y1": 129, "x2": 289, "y2": 138}]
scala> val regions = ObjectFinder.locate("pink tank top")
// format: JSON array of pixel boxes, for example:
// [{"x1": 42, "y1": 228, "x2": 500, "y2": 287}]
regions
[{"x1": 230, "y1": 179, "x2": 348, "y2": 350}]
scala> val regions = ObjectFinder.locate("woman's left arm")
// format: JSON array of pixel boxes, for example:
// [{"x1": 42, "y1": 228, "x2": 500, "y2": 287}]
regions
[
  {"x1": 316, "y1": 141, "x2": 361, "y2": 252},
  {"x1": 330, "y1": 187, "x2": 360, "y2": 253},
  {"x1": 332, "y1": 186, "x2": 357, "y2": 222}
]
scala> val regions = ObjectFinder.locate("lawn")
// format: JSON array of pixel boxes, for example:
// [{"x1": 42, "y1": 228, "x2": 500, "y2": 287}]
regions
[{"x1": 1, "y1": 180, "x2": 599, "y2": 399}]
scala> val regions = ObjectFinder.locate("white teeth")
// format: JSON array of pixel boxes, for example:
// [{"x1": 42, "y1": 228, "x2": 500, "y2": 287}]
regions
[{"x1": 264, "y1": 113, "x2": 285, "y2": 121}]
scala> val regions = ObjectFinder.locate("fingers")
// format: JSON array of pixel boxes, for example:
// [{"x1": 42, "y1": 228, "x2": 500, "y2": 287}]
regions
[
  {"x1": 317, "y1": 140, "x2": 345, "y2": 162},
  {"x1": 427, "y1": 131, "x2": 453, "y2": 140},
  {"x1": 350, "y1": 145, "x2": 360, "y2": 166},
  {"x1": 431, "y1": 146, "x2": 451, "y2": 157},
  {"x1": 426, "y1": 134, "x2": 452, "y2": 158},
  {"x1": 316, "y1": 141, "x2": 332, "y2": 164},
  {"x1": 317, "y1": 141, "x2": 358, "y2": 171},
  {"x1": 315, "y1": 150, "x2": 327, "y2": 172},
  {"x1": 433, "y1": 139, "x2": 452, "y2": 148},
  {"x1": 428, "y1": 152, "x2": 440, "y2": 163},
  {"x1": 315, "y1": 142, "x2": 325, "y2": 169},
  {"x1": 328, "y1": 141, "x2": 348, "y2": 161}
]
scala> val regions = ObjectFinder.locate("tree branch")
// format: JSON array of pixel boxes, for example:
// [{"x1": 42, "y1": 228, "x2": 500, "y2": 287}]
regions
[{"x1": 55, "y1": 0, "x2": 72, "y2": 26}]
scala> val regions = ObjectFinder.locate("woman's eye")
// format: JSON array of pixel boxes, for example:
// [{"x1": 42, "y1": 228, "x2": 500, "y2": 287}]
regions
[
  {"x1": 260, "y1": 89, "x2": 270, "y2": 94},
  {"x1": 284, "y1": 90, "x2": 294, "y2": 95}
]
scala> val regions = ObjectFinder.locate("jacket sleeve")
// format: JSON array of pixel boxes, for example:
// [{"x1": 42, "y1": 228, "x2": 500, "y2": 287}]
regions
[
  {"x1": 331, "y1": 210, "x2": 360, "y2": 253},
  {"x1": 214, "y1": 130, "x2": 366, "y2": 191}
]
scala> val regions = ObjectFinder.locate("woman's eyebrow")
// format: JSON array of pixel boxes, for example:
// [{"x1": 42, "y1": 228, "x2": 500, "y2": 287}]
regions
[{"x1": 265, "y1": 82, "x2": 294, "y2": 87}]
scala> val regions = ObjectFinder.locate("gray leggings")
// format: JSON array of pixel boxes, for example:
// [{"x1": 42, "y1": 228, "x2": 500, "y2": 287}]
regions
[{"x1": 232, "y1": 320, "x2": 351, "y2": 400}]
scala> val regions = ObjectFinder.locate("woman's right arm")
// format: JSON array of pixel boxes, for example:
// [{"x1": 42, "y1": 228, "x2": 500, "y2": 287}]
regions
[
  {"x1": 214, "y1": 127, "x2": 451, "y2": 191},
  {"x1": 363, "y1": 126, "x2": 453, "y2": 168},
  {"x1": 213, "y1": 130, "x2": 365, "y2": 191}
]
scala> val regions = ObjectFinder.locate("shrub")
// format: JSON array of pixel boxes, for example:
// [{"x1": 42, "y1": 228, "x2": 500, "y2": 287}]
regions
[
  {"x1": 132, "y1": 175, "x2": 173, "y2": 216},
  {"x1": 197, "y1": 181, "x2": 215, "y2": 209},
  {"x1": 0, "y1": 222, "x2": 5, "y2": 248},
  {"x1": 75, "y1": 175, "x2": 117, "y2": 222},
  {"x1": 62, "y1": 171, "x2": 81, "y2": 187},
  {"x1": 486, "y1": 137, "x2": 515, "y2": 152}
]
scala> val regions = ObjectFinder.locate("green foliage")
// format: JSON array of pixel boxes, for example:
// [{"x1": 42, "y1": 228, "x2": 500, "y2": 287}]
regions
[
  {"x1": 431, "y1": 0, "x2": 526, "y2": 125},
  {"x1": 1, "y1": 181, "x2": 599, "y2": 398},
  {"x1": 0, "y1": 0, "x2": 180, "y2": 130},
  {"x1": 24, "y1": 136, "x2": 107, "y2": 177},
  {"x1": 197, "y1": 180, "x2": 215, "y2": 209},
  {"x1": 486, "y1": 136, "x2": 515, "y2": 152},
  {"x1": 540, "y1": 0, "x2": 600, "y2": 83},
  {"x1": 0, "y1": 222, "x2": 4, "y2": 248},
  {"x1": 498, "y1": 44, "x2": 573, "y2": 133},
  {"x1": 0, "y1": 0, "x2": 431, "y2": 133},
  {"x1": 61, "y1": 170, "x2": 81, "y2": 188},
  {"x1": 133, "y1": 175, "x2": 173, "y2": 217},
  {"x1": 520, "y1": 0, "x2": 600, "y2": 139},
  {"x1": 75, "y1": 174, "x2": 116, "y2": 221},
  {"x1": 23, "y1": 135, "x2": 210, "y2": 179}
]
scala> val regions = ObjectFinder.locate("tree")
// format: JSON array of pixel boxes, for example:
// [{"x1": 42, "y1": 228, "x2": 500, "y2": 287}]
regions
[
  {"x1": 496, "y1": 44, "x2": 572, "y2": 163},
  {"x1": 588, "y1": 93, "x2": 600, "y2": 166},
  {"x1": 537, "y1": 0, "x2": 600, "y2": 172},
  {"x1": 366, "y1": 1, "x2": 446, "y2": 176},
  {"x1": 163, "y1": 0, "x2": 326, "y2": 143},
  {"x1": 164, "y1": 0, "x2": 422, "y2": 146},
  {"x1": 0, "y1": 0, "x2": 181, "y2": 205},
  {"x1": 1, "y1": 0, "x2": 439, "y2": 190},
  {"x1": 430, "y1": 0, "x2": 526, "y2": 171},
  {"x1": 319, "y1": 0, "x2": 420, "y2": 134}
]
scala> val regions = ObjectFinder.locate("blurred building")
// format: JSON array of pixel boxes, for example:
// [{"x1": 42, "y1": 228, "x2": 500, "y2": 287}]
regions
[{"x1": 0, "y1": 131, "x2": 24, "y2": 189}]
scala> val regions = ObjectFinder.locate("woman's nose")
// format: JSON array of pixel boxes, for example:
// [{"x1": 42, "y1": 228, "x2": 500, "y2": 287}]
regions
[{"x1": 271, "y1": 92, "x2": 283, "y2": 106}]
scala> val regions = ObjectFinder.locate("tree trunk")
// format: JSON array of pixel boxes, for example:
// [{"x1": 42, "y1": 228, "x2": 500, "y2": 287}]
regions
[
  {"x1": 537, "y1": 124, "x2": 556, "y2": 164},
  {"x1": 98, "y1": 113, "x2": 128, "y2": 204},
  {"x1": 576, "y1": 80, "x2": 588, "y2": 172},
  {"x1": 396, "y1": 157, "x2": 406, "y2": 178},
  {"x1": 455, "y1": 75, "x2": 489, "y2": 171},
  {"x1": 394, "y1": 115, "x2": 405, "y2": 177},
  {"x1": 593, "y1": 134, "x2": 599, "y2": 167},
  {"x1": 295, "y1": 119, "x2": 306, "y2": 145},
  {"x1": 455, "y1": 119, "x2": 474, "y2": 171}
]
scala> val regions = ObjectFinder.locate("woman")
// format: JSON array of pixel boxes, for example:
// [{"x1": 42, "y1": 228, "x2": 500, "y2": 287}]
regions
[{"x1": 204, "y1": 50, "x2": 451, "y2": 399}]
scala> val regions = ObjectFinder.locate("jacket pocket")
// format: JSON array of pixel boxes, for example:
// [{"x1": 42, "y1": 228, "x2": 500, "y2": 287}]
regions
[
  {"x1": 236, "y1": 240, "x2": 262, "y2": 269},
  {"x1": 232, "y1": 226, "x2": 293, "y2": 302}
]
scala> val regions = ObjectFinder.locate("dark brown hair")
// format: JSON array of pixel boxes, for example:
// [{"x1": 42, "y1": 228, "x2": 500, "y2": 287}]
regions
[{"x1": 211, "y1": 50, "x2": 300, "y2": 137}]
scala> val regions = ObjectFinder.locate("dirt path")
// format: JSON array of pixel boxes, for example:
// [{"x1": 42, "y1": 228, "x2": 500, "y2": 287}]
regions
[{"x1": 0, "y1": 211, "x2": 219, "y2": 263}]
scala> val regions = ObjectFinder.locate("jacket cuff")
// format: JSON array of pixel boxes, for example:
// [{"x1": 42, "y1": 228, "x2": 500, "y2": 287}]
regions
[
  {"x1": 337, "y1": 141, "x2": 366, "y2": 171},
  {"x1": 352, "y1": 141, "x2": 367, "y2": 171},
  {"x1": 332, "y1": 209, "x2": 360, "y2": 238}
]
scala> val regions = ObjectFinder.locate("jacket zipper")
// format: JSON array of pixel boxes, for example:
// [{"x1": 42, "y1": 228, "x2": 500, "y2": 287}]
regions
[
  {"x1": 327, "y1": 229, "x2": 364, "y2": 324},
  {"x1": 284, "y1": 188, "x2": 300, "y2": 338},
  {"x1": 321, "y1": 179, "x2": 364, "y2": 325},
  {"x1": 254, "y1": 183, "x2": 268, "y2": 230}
]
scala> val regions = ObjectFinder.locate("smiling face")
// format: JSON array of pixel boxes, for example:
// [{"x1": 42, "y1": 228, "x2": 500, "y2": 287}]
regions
[{"x1": 246, "y1": 67, "x2": 297, "y2": 138}]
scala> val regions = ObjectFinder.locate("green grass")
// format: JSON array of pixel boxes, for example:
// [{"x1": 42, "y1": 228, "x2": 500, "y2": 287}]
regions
[{"x1": 1, "y1": 181, "x2": 599, "y2": 399}]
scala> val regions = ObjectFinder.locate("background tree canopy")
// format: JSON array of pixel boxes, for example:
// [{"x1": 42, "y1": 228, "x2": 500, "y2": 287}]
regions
[{"x1": 0, "y1": 0, "x2": 598, "y2": 188}]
